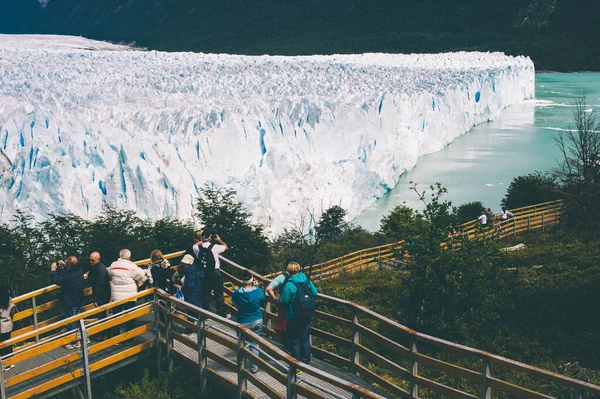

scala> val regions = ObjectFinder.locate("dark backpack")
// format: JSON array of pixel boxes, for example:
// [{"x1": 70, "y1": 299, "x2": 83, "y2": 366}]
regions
[
  {"x1": 197, "y1": 243, "x2": 216, "y2": 273},
  {"x1": 290, "y1": 280, "x2": 316, "y2": 318}
]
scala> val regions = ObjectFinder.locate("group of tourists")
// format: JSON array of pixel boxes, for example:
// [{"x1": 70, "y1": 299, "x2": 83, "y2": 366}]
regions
[
  {"x1": 0, "y1": 229, "x2": 318, "y2": 375},
  {"x1": 478, "y1": 207, "x2": 514, "y2": 228}
]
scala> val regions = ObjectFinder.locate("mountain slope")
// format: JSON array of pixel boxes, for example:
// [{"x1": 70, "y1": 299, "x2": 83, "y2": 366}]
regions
[{"x1": 0, "y1": 0, "x2": 597, "y2": 70}]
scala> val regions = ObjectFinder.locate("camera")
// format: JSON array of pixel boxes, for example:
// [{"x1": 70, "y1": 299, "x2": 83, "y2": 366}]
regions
[{"x1": 57, "y1": 260, "x2": 66, "y2": 270}]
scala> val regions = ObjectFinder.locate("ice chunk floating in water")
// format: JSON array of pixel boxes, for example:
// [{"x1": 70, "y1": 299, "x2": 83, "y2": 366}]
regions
[{"x1": 0, "y1": 34, "x2": 535, "y2": 234}]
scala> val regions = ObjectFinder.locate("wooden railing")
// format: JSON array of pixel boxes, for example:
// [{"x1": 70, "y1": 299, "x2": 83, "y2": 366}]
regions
[
  {"x1": 266, "y1": 200, "x2": 564, "y2": 282},
  {"x1": 0, "y1": 286, "x2": 386, "y2": 398},
  {"x1": 9, "y1": 251, "x2": 187, "y2": 341},
  {"x1": 157, "y1": 288, "x2": 386, "y2": 399},
  {"x1": 218, "y1": 253, "x2": 600, "y2": 399},
  {"x1": 0, "y1": 289, "x2": 156, "y2": 399}
]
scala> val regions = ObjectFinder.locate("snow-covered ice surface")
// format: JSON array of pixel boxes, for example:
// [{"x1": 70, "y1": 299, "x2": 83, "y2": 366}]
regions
[{"x1": 0, "y1": 34, "x2": 535, "y2": 234}]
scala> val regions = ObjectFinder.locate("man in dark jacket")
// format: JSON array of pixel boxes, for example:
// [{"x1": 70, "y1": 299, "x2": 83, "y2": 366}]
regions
[
  {"x1": 88, "y1": 252, "x2": 110, "y2": 307},
  {"x1": 51, "y1": 256, "x2": 84, "y2": 337}
]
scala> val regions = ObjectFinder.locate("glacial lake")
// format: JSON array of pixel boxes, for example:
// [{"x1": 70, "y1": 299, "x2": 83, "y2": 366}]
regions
[{"x1": 353, "y1": 73, "x2": 600, "y2": 231}]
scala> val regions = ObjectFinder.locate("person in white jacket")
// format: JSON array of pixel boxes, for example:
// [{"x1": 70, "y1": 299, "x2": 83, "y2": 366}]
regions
[{"x1": 108, "y1": 249, "x2": 147, "y2": 336}]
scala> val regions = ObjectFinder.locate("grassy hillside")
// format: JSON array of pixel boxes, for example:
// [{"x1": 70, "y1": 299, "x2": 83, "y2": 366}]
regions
[
  {"x1": 1, "y1": 0, "x2": 599, "y2": 71},
  {"x1": 318, "y1": 226, "x2": 600, "y2": 382}
]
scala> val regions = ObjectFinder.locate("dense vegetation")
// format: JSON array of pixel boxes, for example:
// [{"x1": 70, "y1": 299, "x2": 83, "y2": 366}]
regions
[{"x1": 1, "y1": 0, "x2": 599, "y2": 71}]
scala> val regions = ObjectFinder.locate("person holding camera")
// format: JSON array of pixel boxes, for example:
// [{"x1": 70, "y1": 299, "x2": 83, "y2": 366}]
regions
[
  {"x1": 50, "y1": 256, "x2": 84, "y2": 341},
  {"x1": 197, "y1": 231, "x2": 228, "y2": 318}
]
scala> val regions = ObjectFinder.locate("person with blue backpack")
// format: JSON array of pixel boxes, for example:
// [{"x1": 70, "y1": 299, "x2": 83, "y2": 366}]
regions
[
  {"x1": 280, "y1": 262, "x2": 318, "y2": 365},
  {"x1": 181, "y1": 254, "x2": 202, "y2": 308}
]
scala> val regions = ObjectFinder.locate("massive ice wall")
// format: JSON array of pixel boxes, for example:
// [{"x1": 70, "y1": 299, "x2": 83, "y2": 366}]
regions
[{"x1": 0, "y1": 35, "x2": 535, "y2": 234}]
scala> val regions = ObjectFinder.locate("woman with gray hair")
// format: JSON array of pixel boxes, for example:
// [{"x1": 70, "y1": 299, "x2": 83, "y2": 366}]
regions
[{"x1": 108, "y1": 249, "x2": 147, "y2": 337}]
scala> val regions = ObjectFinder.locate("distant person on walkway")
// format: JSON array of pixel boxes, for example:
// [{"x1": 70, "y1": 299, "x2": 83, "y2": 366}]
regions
[
  {"x1": 486, "y1": 208, "x2": 495, "y2": 225},
  {"x1": 478, "y1": 211, "x2": 487, "y2": 227},
  {"x1": 0, "y1": 285, "x2": 16, "y2": 370},
  {"x1": 151, "y1": 256, "x2": 180, "y2": 296},
  {"x1": 108, "y1": 249, "x2": 147, "y2": 335},
  {"x1": 232, "y1": 270, "x2": 266, "y2": 374},
  {"x1": 89, "y1": 252, "x2": 110, "y2": 308},
  {"x1": 281, "y1": 262, "x2": 318, "y2": 365},
  {"x1": 199, "y1": 231, "x2": 229, "y2": 318},
  {"x1": 50, "y1": 256, "x2": 84, "y2": 334},
  {"x1": 500, "y1": 208, "x2": 514, "y2": 221}
]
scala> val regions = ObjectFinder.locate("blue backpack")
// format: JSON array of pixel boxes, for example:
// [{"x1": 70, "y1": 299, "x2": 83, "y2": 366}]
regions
[
  {"x1": 290, "y1": 280, "x2": 316, "y2": 318},
  {"x1": 184, "y1": 264, "x2": 205, "y2": 292}
]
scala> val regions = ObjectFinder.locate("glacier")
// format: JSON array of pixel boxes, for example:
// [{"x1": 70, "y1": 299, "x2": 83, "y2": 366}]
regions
[{"x1": 0, "y1": 34, "x2": 535, "y2": 234}]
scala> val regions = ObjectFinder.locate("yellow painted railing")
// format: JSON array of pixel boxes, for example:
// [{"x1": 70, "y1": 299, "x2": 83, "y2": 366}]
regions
[{"x1": 266, "y1": 200, "x2": 564, "y2": 282}]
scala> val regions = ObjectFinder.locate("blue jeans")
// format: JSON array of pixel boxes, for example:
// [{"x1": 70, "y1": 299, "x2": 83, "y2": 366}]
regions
[
  {"x1": 289, "y1": 316, "x2": 313, "y2": 364},
  {"x1": 243, "y1": 318, "x2": 263, "y2": 372},
  {"x1": 111, "y1": 301, "x2": 135, "y2": 337},
  {"x1": 64, "y1": 306, "x2": 81, "y2": 332}
]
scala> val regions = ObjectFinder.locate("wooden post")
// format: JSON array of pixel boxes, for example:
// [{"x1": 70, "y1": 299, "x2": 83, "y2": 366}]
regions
[
  {"x1": 0, "y1": 358, "x2": 6, "y2": 399},
  {"x1": 79, "y1": 319, "x2": 93, "y2": 399},
  {"x1": 165, "y1": 301, "x2": 173, "y2": 372},
  {"x1": 236, "y1": 332, "x2": 246, "y2": 399},
  {"x1": 32, "y1": 297, "x2": 39, "y2": 343},
  {"x1": 286, "y1": 363, "x2": 297, "y2": 399},
  {"x1": 513, "y1": 218, "x2": 517, "y2": 236},
  {"x1": 542, "y1": 213, "x2": 545, "y2": 232},
  {"x1": 351, "y1": 309, "x2": 360, "y2": 375},
  {"x1": 409, "y1": 337, "x2": 419, "y2": 398},
  {"x1": 482, "y1": 358, "x2": 493, "y2": 399},
  {"x1": 527, "y1": 215, "x2": 531, "y2": 232},
  {"x1": 265, "y1": 301, "x2": 273, "y2": 332},
  {"x1": 197, "y1": 317, "x2": 207, "y2": 393},
  {"x1": 153, "y1": 292, "x2": 161, "y2": 374}
]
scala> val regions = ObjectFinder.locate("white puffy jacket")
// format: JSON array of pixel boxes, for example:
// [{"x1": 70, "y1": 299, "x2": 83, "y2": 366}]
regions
[{"x1": 108, "y1": 258, "x2": 147, "y2": 302}]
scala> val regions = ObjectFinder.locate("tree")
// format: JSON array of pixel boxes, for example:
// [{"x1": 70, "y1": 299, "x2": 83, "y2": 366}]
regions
[
  {"x1": 453, "y1": 201, "x2": 485, "y2": 224},
  {"x1": 554, "y1": 96, "x2": 600, "y2": 231},
  {"x1": 384, "y1": 183, "x2": 504, "y2": 340},
  {"x1": 501, "y1": 172, "x2": 558, "y2": 209},
  {"x1": 379, "y1": 204, "x2": 424, "y2": 242},
  {"x1": 314, "y1": 205, "x2": 347, "y2": 243},
  {"x1": 270, "y1": 228, "x2": 314, "y2": 274},
  {"x1": 195, "y1": 186, "x2": 271, "y2": 273}
]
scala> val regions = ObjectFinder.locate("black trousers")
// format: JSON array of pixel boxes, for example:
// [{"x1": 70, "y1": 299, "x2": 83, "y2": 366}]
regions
[
  {"x1": 202, "y1": 270, "x2": 226, "y2": 317},
  {"x1": 0, "y1": 331, "x2": 12, "y2": 357}
]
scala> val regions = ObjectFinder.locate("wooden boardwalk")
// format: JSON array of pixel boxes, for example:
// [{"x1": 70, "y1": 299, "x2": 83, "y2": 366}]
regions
[{"x1": 171, "y1": 319, "x2": 387, "y2": 399}]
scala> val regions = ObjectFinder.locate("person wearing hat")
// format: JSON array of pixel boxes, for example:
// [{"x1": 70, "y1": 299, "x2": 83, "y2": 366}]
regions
[{"x1": 232, "y1": 269, "x2": 266, "y2": 374}]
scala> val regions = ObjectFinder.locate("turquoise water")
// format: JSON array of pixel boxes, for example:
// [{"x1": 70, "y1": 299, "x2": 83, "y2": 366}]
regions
[{"x1": 353, "y1": 73, "x2": 600, "y2": 231}]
